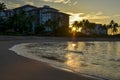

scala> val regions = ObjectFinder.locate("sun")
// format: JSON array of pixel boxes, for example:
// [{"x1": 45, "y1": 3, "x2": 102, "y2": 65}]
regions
[
  {"x1": 72, "y1": 27, "x2": 76, "y2": 32},
  {"x1": 71, "y1": 27, "x2": 82, "y2": 32}
]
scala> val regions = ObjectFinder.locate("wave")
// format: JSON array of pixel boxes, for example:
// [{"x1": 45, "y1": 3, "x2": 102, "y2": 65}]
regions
[{"x1": 9, "y1": 42, "x2": 111, "y2": 80}]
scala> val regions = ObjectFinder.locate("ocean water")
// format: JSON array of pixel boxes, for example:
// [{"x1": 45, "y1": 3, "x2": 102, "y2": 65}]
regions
[{"x1": 10, "y1": 41, "x2": 120, "y2": 80}]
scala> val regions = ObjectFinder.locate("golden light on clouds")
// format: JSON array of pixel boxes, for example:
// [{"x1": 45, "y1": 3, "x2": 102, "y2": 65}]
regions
[
  {"x1": 7, "y1": 3, "x2": 20, "y2": 8},
  {"x1": 43, "y1": 0, "x2": 70, "y2": 4},
  {"x1": 25, "y1": 2, "x2": 34, "y2": 5},
  {"x1": 2, "y1": 0, "x2": 120, "y2": 24},
  {"x1": 69, "y1": 13, "x2": 84, "y2": 24},
  {"x1": 67, "y1": 11, "x2": 111, "y2": 25},
  {"x1": 14, "y1": 4, "x2": 21, "y2": 7}
]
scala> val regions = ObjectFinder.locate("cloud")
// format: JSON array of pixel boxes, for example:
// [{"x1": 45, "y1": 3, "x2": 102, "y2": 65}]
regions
[
  {"x1": 1, "y1": 0, "x2": 25, "y2": 5},
  {"x1": 81, "y1": 12, "x2": 110, "y2": 20},
  {"x1": 73, "y1": 1, "x2": 78, "y2": 5},
  {"x1": 66, "y1": 12, "x2": 84, "y2": 24},
  {"x1": 25, "y1": 1, "x2": 34, "y2": 5},
  {"x1": 113, "y1": 14, "x2": 120, "y2": 17},
  {"x1": 5, "y1": 2, "x2": 21, "y2": 9},
  {"x1": 42, "y1": 0, "x2": 78, "y2": 5},
  {"x1": 95, "y1": 12, "x2": 103, "y2": 16},
  {"x1": 65, "y1": 11, "x2": 110, "y2": 25},
  {"x1": 1, "y1": 0, "x2": 78, "y2": 9},
  {"x1": 83, "y1": 14, "x2": 109, "y2": 20},
  {"x1": 1, "y1": 0, "x2": 25, "y2": 8},
  {"x1": 43, "y1": 0, "x2": 71, "y2": 4}
]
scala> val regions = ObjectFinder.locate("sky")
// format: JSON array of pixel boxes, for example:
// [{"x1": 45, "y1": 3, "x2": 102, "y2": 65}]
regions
[{"x1": 1, "y1": 0, "x2": 120, "y2": 25}]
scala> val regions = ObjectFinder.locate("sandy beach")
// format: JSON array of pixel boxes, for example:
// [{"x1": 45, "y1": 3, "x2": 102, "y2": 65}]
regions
[{"x1": 0, "y1": 36, "x2": 117, "y2": 80}]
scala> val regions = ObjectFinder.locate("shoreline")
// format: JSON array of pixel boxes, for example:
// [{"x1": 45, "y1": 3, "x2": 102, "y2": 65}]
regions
[
  {"x1": 0, "y1": 36, "x2": 103, "y2": 80},
  {"x1": 9, "y1": 43, "x2": 106, "y2": 80},
  {"x1": 0, "y1": 36, "x2": 120, "y2": 41}
]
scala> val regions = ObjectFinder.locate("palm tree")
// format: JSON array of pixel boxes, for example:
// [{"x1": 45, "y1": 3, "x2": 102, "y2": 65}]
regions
[
  {"x1": 72, "y1": 21, "x2": 79, "y2": 31},
  {"x1": 23, "y1": 14, "x2": 35, "y2": 34},
  {"x1": 109, "y1": 20, "x2": 119, "y2": 34},
  {"x1": 0, "y1": 2, "x2": 7, "y2": 11},
  {"x1": 44, "y1": 18, "x2": 58, "y2": 32},
  {"x1": 4, "y1": 13, "x2": 20, "y2": 32},
  {"x1": 72, "y1": 20, "x2": 91, "y2": 32},
  {"x1": 72, "y1": 21, "x2": 79, "y2": 27},
  {"x1": 0, "y1": 2, "x2": 7, "y2": 27},
  {"x1": 35, "y1": 24, "x2": 45, "y2": 34},
  {"x1": 0, "y1": 16, "x2": 4, "y2": 24},
  {"x1": 113, "y1": 23, "x2": 118, "y2": 33},
  {"x1": 82, "y1": 20, "x2": 91, "y2": 29},
  {"x1": 44, "y1": 19, "x2": 53, "y2": 32},
  {"x1": 80, "y1": 20, "x2": 89, "y2": 33},
  {"x1": 4, "y1": 10, "x2": 35, "y2": 34},
  {"x1": 52, "y1": 18, "x2": 60, "y2": 31}
]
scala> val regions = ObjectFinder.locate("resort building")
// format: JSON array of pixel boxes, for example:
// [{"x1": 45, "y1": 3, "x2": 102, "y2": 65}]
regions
[
  {"x1": 2, "y1": 5, "x2": 69, "y2": 32},
  {"x1": 81, "y1": 24, "x2": 107, "y2": 35},
  {"x1": 0, "y1": 10, "x2": 6, "y2": 19},
  {"x1": 94, "y1": 24, "x2": 107, "y2": 35}
]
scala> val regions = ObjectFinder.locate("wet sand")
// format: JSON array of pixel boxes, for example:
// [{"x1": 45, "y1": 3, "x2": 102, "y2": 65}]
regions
[{"x1": 0, "y1": 36, "x2": 116, "y2": 80}]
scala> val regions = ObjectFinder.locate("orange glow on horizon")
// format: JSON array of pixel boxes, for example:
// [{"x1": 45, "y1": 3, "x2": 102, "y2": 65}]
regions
[
  {"x1": 72, "y1": 27, "x2": 76, "y2": 32},
  {"x1": 71, "y1": 27, "x2": 82, "y2": 32}
]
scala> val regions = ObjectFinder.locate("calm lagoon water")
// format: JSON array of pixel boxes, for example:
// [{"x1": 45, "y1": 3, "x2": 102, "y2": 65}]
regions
[{"x1": 11, "y1": 41, "x2": 120, "y2": 80}]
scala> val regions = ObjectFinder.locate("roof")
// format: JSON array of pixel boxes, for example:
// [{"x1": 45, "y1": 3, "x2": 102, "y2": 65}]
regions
[
  {"x1": 13, "y1": 4, "x2": 38, "y2": 10},
  {"x1": 40, "y1": 5, "x2": 59, "y2": 11},
  {"x1": 9, "y1": 5, "x2": 70, "y2": 16}
]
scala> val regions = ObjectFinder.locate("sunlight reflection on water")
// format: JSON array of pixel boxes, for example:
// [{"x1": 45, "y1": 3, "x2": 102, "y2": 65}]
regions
[
  {"x1": 65, "y1": 42, "x2": 120, "y2": 80},
  {"x1": 20, "y1": 41, "x2": 120, "y2": 80}
]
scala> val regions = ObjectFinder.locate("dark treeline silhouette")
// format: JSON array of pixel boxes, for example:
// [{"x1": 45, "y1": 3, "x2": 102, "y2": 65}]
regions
[
  {"x1": 0, "y1": 2, "x2": 120, "y2": 37},
  {"x1": 0, "y1": 2, "x2": 7, "y2": 11},
  {"x1": 0, "y1": 2, "x2": 7, "y2": 32},
  {"x1": 71, "y1": 19, "x2": 120, "y2": 37}
]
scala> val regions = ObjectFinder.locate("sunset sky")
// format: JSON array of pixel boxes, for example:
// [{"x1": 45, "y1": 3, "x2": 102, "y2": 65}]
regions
[{"x1": 1, "y1": 0, "x2": 120, "y2": 25}]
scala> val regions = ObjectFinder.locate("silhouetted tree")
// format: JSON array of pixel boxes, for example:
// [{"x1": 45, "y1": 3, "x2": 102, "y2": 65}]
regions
[
  {"x1": 0, "y1": 2, "x2": 7, "y2": 31},
  {"x1": 44, "y1": 19, "x2": 53, "y2": 32},
  {"x1": 4, "y1": 10, "x2": 35, "y2": 34},
  {"x1": 44, "y1": 18, "x2": 59, "y2": 32},
  {"x1": 19, "y1": 10, "x2": 35, "y2": 34},
  {"x1": 55, "y1": 26, "x2": 70, "y2": 36},
  {"x1": 0, "y1": 2, "x2": 7, "y2": 11},
  {"x1": 4, "y1": 13, "x2": 20, "y2": 32},
  {"x1": 35, "y1": 24, "x2": 45, "y2": 34},
  {"x1": 72, "y1": 20, "x2": 109, "y2": 36},
  {"x1": 72, "y1": 21, "x2": 79, "y2": 29},
  {"x1": 109, "y1": 20, "x2": 119, "y2": 34}
]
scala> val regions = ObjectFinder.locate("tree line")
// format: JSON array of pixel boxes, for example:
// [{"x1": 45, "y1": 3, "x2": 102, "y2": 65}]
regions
[
  {"x1": 0, "y1": 2, "x2": 120, "y2": 37},
  {"x1": 72, "y1": 19, "x2": 120, "y2": 36}
]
